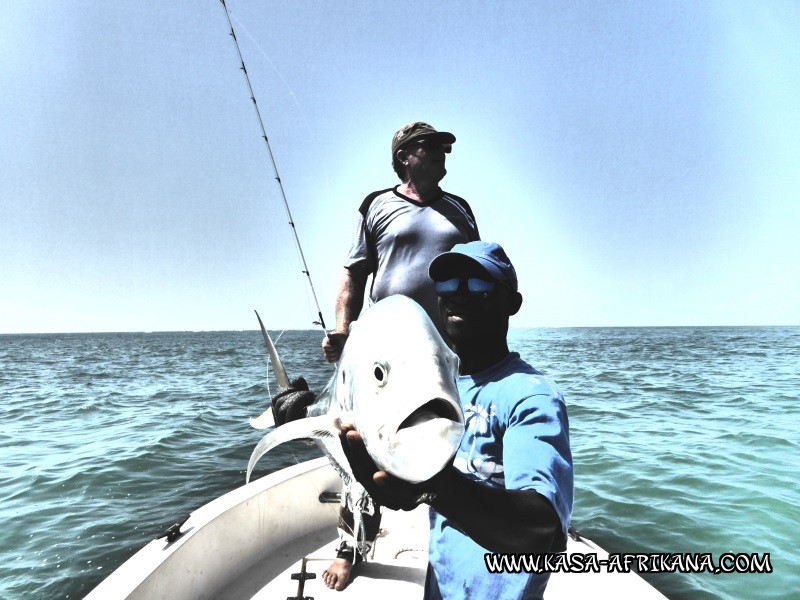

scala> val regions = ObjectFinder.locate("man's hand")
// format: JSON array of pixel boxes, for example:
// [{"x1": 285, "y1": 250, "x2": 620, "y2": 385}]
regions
[
  {"x1": 322, "y1": 332, "x2": 348, "y2": 363},
  {"x1": 338, "y1": 424, "x2": 450, "y2": 511},
  {"x1": 272, "y1": 377, "x2": 316, "y2": 426}
]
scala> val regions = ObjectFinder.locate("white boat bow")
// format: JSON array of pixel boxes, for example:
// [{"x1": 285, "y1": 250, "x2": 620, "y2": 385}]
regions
[{"x1": 86, "y1": 457, "x2": 667, "y2": 599}]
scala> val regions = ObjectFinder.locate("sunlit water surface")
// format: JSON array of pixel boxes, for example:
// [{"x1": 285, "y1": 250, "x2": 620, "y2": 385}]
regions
[{"x1": 1, "y1": 327, "x2": 797, "y2": 599}]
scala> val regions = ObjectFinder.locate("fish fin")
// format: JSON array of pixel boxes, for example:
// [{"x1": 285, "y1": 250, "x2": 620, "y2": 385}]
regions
[
  {"x1": 254, "y1": 310, "x2": 290, "y2": 390},
  {"x1": 316, "y1": 440, "x2": 353, "y2": 487},
  {"x1": 249, "y1": 406, "x2": 275, "y2": 430},
  {"x1": 246, "y1": 415, "x2": 338, "y2": 483}
]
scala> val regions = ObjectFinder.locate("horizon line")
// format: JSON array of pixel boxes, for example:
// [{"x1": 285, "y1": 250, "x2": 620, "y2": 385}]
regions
[{"x1": 2, "y1": 323, "x2": 797, "y2": 336}]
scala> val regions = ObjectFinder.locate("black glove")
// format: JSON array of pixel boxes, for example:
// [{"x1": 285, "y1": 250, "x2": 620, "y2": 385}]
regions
[
  {"x1": 272, "y1": 377, "x2": 317, "y2": 426},
  {"x1": 338, "y1": 424, "x2": 450, "y2": 511}
]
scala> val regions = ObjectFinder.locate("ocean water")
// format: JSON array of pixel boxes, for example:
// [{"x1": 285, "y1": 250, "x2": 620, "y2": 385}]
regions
[{"x1": 1, "y1": 327, "x2": 797, "y2": 599}]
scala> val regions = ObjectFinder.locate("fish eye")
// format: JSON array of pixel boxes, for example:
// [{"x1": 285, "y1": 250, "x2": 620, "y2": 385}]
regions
[{"x1": 373, "y1": 362, "x2": 388, "y2": 386}]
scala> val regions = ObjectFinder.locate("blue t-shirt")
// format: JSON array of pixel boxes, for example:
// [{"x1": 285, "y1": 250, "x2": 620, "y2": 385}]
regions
[{"x1": 426, "y1": 353, "x2": 574, "y2": 600}]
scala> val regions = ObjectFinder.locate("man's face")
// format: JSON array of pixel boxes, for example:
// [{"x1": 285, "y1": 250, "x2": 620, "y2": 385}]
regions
[
  {"x1": 435, "y1": 263, "x2": 512, "y2": 344},
  {"x1": 402, "y1": 139, "x2": 449, "y2": 184}
]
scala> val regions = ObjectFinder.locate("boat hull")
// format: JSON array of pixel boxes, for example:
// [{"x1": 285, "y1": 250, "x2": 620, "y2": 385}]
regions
[
  {"x1": 86, "y1": 458, "x2": 341, "y2": 600},
  {"x1": 86, "y1": 457, "x2": 668, "y2": 599}
]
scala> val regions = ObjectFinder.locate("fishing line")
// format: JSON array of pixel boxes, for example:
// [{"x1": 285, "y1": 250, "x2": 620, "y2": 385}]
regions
[
  {"x1": 220, "y1": 4, "x2": 340, "y2": 519},
  {"x1": 228, "y1": 11, "x2": 333, "y2": 201},
  {"x1": 219, "y1": 0, "x2": 327, "y2": 332},
  {"x1": 226, "y1": 11, "x2": 332, "y2": 330}
]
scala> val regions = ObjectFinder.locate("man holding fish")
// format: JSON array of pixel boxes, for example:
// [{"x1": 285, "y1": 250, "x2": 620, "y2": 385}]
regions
[
  {"x1": 255, "y1": 241, "x2": 573, "y2": 596},
  {"x1": 339, "y1": 241, "x2": 574, "y2": 599},
  {"x1": 321, "y1": 120, "x2": 480, "y2": 363}
]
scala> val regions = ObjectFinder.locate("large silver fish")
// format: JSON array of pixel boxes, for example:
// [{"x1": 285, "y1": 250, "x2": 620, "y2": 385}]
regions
[{"x1": 246, "y1": 294, "x2": 465, "y2": 485}]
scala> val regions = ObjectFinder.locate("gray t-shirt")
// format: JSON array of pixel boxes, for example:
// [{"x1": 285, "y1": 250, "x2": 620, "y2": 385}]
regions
[{"x1": 345, "y1": 187, "x2": 480, "y2": 328}]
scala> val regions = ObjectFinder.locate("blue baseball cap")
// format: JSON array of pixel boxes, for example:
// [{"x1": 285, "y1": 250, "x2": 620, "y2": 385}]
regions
[{"x1": 429, "y1": 241, "x2": 518, "y2": 292}]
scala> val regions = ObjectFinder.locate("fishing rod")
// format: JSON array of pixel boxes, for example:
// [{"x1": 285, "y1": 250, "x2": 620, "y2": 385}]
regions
[{"x1": 219, "y1": 0, "x2": 327, "y2": 332}]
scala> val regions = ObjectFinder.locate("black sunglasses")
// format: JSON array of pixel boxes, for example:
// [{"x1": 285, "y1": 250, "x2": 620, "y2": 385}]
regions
[
  {"x1": 409, "y1": 139, "x2": 452, "y2": 153},
  {"x1": 434, "y1": 277, "x2": 496, "y2": 299}
]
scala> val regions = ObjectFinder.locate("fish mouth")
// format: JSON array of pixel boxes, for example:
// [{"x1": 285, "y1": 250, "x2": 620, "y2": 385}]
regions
[
  {"x1": 397, "y1": 399, "x2": 461, "y2": 431},
  {"x1": 387, "y1": 398, "x2": 465, "y2": 483}
]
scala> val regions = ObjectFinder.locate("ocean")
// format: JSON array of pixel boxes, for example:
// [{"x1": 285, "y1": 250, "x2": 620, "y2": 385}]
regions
[{"x1": 1, "y1": 327, "x2": 797, "y2": 599}]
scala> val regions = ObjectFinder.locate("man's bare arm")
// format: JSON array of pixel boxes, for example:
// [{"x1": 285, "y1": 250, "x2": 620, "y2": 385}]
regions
[{"x1": 322, "y1": 267, "x2": 368, "y2": 362}]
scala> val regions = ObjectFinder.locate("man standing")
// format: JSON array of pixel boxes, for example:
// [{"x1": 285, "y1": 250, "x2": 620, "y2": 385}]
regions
[
  {"x1": 322, "y1": 121, "x2": 480, "y2": 363},
  {"x1": 319, "y1": 122, "x2": 479, "y2": 590},
  {"x1": 339, "y1": 241, "x2": 574, "y2": 599}
]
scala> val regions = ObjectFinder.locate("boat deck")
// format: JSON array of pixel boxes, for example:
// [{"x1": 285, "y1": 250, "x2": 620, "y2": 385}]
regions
[
  {"x1": 213, "y1": 502, "x2": 668, "y2": 600},
  {"x1": 216, "y1": 503, "x2": 430, "y2": 599}
]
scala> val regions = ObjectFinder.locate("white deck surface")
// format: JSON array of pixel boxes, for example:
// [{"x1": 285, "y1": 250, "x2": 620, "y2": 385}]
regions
[
  {"x1": 215, "y1": 502, "x2": 430, "y2": 599},
  {"x1": 212, "y1": 502, "x2": 668, "y2": 600}
]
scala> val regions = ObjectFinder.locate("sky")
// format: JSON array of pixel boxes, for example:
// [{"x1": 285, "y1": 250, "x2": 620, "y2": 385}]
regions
[{"x1": 2, "y1": 1, "x2": 799, "y2": 333}]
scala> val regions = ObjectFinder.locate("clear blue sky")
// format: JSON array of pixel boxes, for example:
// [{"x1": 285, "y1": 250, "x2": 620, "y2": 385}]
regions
[{"x1": 2, "y1": 1, "x2": 799, "y2": 333}]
